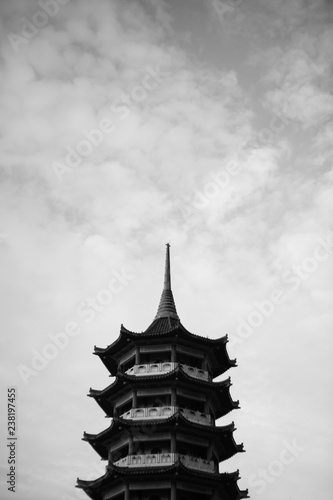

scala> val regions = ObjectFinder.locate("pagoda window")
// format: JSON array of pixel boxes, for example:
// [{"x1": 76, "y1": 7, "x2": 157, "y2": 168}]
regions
[
  {"x1": 117, "y1": 399, "x2": 133, "y2": 416},
  {"x1": 175, "y1": 346, "x2": 203, "y2": 369},
  {"x1": 137, "y1": 395, "x2": 170, "y2": 408},
  {"x1": 177, "y1": 396, "x2": 205, "y2": 413},
  {"x1": 136, "y1": 397, "x2": 147, "y2": 408},
  {"x1": 119, "y1": 348, "x2": 137, "y2": 372},
  {"x1": 157, "y1": 395, "x2": 171, "y2": 407},
  {"x1": 120, "y1": 355, "x2": 136, "y2": 373},
  {"x1": 177, "y1": 353, "x2": 202, "y2": 369},
  {"x1": 177, "y1": 443, "x2": 207, "y2": 460},
  {"x1": 151, "y1": 446, "x2": 162, "y2": 455},
  {"x1": 140, "y1": 349, "x2": 172, "y2": 365},
  {"x1": 112, "y1": 443, "x2": 129, "y2": 462},
  {"x1": 148, "y1": 439, "x2": 170, "y2": 453}
]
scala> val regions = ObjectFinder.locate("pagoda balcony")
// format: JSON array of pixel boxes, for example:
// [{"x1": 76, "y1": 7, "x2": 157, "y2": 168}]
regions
[
  {"x1": 113, "y1": 453, "x2": 215, "y2": 473},
  {"x1": 125, "y1": 362, "x2": 209, "y2": 381},
  {"x1": 119, "y1": 406, "x2": 212, "y2": 426}
]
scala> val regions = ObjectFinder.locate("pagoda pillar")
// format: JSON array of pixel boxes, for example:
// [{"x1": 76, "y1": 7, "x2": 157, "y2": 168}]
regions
[
  {"x1": 171, "y1": 432, "x2": 176, "y2": 454},
  {"x1": 132, "y1": 390, "x2": 137, "y2": 408},
  {"x1": 135, "y1": 346, "x2": 140, "y2": 364},
  {"x1": 124, "y1": 483, "x2": 129, "y2": 500},
  {"x1": 171, "y1": 387, "x2": 176, "y2": 407},
  {"x1": 128, "y1": 434, "x2": 134, "y2": 455},
  {"x1": 203, "y1": 354, "x2": 208, "y2": 370},
  {"x1": 171, "y1": 344, "x2": 176, "y2": 362},
  {"x1": 171, "y1": 482, "x2": 176, "y2": 500},
  {"x1": 207, "y1": 441, "x2": 213, "y2": 460}
]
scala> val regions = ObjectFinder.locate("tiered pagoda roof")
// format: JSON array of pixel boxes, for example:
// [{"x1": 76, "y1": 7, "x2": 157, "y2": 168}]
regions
[
  {"x1": 77, "y1": 244, "x2": 248, "y2": 500},
  {"x1": 94, "y1": 320, "x2": 236, "y2": 378},
  {"x1": 83, "y1": 414, "x2": 244, "y2": 461},
  {"x1": 77, "y1": 465, "x2": 247, "y2": 500},
  {"x1": 88, "y1": 368, "x2": 239, "y2": 418}
]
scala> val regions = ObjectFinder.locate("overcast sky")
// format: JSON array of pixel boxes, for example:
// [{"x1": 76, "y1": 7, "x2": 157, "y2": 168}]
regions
[{"x1": 0, "y1": 0, "x2": 332, "y2": 499}]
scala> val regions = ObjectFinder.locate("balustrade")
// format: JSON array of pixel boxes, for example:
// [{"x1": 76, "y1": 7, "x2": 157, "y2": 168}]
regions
[
  {"x1": 114, "y1": 453, "x2": 215, "y2": 473},
  {"x1": 120, "y1": 406, "x2": 212, "y2": 425},
  {"x1": 125, "y1": 362, "x2": 209, "y2": 380}
]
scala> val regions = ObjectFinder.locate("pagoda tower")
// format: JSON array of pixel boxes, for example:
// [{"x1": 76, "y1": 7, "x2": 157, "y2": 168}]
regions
[{"x1": 77, "y1": 245, "x2": 248, "y2": 500}]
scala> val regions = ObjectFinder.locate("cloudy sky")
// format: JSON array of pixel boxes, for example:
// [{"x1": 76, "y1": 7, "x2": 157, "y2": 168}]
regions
[{"x1": 0, "y1": 0, "x2": 332, "y2": 499}]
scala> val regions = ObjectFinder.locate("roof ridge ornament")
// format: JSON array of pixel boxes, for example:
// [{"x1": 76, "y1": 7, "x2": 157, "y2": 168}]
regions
[
  {"x1": 164, "y1": 242, "x2": 171, "y2": 290},
  {"x1": 154, "y1": 243, "x2": 179, "y2": 320}
]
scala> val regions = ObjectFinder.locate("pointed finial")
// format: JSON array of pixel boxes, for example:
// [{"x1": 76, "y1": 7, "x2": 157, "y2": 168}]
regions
[
  {"x1": 164, "y1": 243, "x2": 171, "y2": 290},
  {"x1": 154, "y1": 244, "x2": 179, "y2": 320}
]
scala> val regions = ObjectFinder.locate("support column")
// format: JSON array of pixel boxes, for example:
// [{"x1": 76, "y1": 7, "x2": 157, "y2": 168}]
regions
[
  {"x1": 171, "y1": 344, "x2": 177, "y2": 363},
  {"x1": 171, "y1": 387, "x2": 177, "y2": 407},
  {"x1": 204, "y1": 398, "x2": 209, "y2": 413},
  {"x1": 128, "y1": 434, "x2": 134, "y2": 455},
  {"x1": 171, "y1": 432, "x2": 176, "y2": 454},
  {"x1": 124, "y1": 483, "x2": 129, "y2": 500},
  {"x1": 207, "y1": 441, "x2": 213, "y2": 460},
  {"x1": 135, "y1": 346, "x2": 140, "y2": 364},
  {"x1": 132, "y1": 390, "x2": 137, "y2": 408},
  {"x1": 171, "y1": 482, "x2": 177, "y2": 500}
]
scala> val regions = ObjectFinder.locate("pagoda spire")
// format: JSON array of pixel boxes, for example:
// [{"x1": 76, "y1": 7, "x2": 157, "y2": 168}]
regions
[{"x1": 154, "y1": 243, "x2": 179, "y2": 320}]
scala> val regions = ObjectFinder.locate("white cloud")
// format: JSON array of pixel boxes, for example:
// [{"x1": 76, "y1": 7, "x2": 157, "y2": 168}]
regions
[{"x1": 0, "y1": 1, "x2": 332, "y2": 499}]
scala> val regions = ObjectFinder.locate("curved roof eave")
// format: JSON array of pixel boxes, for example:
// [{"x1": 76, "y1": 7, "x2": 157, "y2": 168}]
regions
[
  {"x1": 83, "y1": 414, "x2": 236, "y2": 443},
  {"x1": 89, "y1": 366, "x2": 233, "y2": 398}
]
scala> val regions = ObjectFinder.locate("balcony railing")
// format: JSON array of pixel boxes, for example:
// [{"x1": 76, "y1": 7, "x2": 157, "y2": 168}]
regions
[
  {"x1": 125, "y1": 362, "x2": 209, "y2": 381},
  {"x1": 114, "y1": 453, "x2": 215, "y2": 473},
  {"x1": 120, "y1": 406, "x2": 212, "y2": 426}
]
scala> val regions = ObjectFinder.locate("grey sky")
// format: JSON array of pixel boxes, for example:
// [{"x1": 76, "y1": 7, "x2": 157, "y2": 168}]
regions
[{"x1": 0, "y1": 1, "x2": 332, "y2": 499}]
